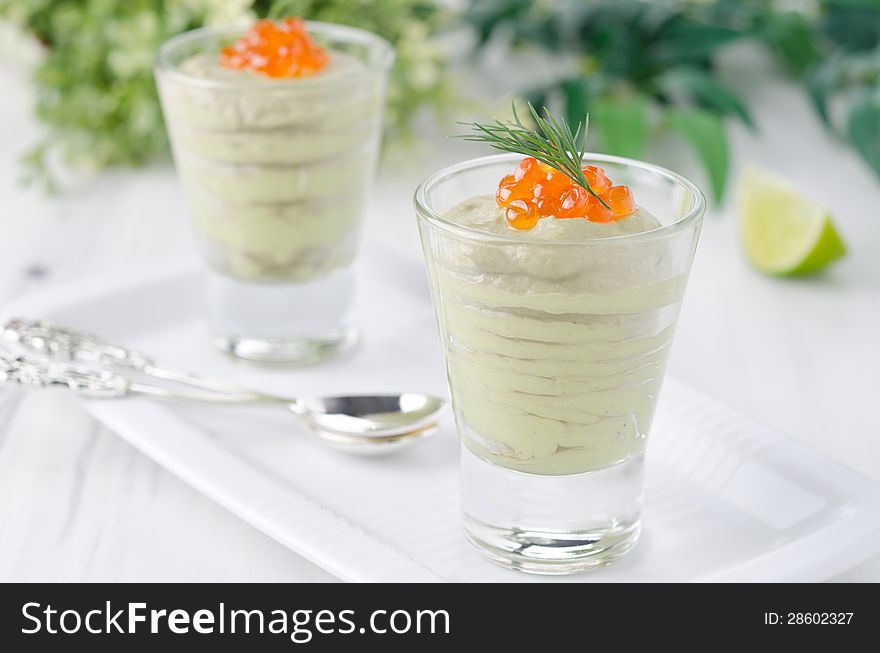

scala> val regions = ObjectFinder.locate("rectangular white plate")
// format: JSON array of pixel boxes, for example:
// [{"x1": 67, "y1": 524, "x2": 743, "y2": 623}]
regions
[{"x1": 4, "y1": 250, "x2": 880, "y2": 582}]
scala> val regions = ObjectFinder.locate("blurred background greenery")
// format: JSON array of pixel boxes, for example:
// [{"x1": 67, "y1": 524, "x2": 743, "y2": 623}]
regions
[{"x1": 1, "y1": 0, "x2": 878, "y2": 196}]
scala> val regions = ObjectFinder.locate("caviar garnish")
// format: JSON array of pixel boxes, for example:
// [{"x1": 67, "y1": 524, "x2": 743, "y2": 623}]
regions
[
  {"x1": 458, "y1": 102, "x2": 610, "y2": 209},
  {"x1": 458, "y1": 103, "x2": 638, "y2": 229},
  {"x1": 220, "y1": 18, "x2": 329, "y2": 79},
  {"x1": 495, "y1": 157, "x2": 636, "y2": 228}
]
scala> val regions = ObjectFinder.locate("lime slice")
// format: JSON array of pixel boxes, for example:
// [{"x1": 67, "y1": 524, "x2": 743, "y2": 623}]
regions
[{"x1": 738, "y1": 167, "x2": 846, "y2": 275}]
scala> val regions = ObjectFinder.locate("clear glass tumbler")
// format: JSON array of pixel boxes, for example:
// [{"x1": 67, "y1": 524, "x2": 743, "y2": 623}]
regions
[
  {"x1": 415, "y1": 153, "x2": 704, "y2": 573},
  {"x1": 156, "y1": 23, "x2": 393, "y2": 364}
]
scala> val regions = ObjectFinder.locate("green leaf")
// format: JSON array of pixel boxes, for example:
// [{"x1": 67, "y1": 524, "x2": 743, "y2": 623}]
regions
[
  {"x1": 524, "y1": 87, "x2": 549, "y2": 116},
  {"x1": 659, "y1": 68, "x2": 753, "y2": 128},
  {"x1": 593, "y1": 95, "x2": 649, "y2": 158},
  {"x1": 666, "y1": 108, "x2": 729, "y2": 201},
  {"x1": 846, "y1": 91, "x2": 880, "y2": 179},
  {"x1": 461, "y1": 0, "x2": 545, "y2": 46},
  {"x1": 652, "y1": 17, "x2": 743, "y2": 63},
  {"x1": 756, "y1": 11, "x2": 822, "y2": 74},
  {"x1": 561, "y1": 77, "x2": 592, "y2": 130},
  {"x1": 821, "y1": 0, "x2": 880, "y2": 52},
  {"x1": 807, "y1": 62, "x2": 840, "y2": 127}
]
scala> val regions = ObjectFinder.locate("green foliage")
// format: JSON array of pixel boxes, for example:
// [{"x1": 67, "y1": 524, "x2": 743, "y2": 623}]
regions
[
  {"x1": 1, "y1": 0, "x2": 253, "y2": 189},
  {"x1": 657, "y1": 67, "x2": 753, "y2": 128},
  {"x1": 747, "y1": 0, "x2": 880, "y2": 178},
  {"x1": 751, "y1": 6, "x2": 821, "y2": 73},
  {"x1": 3, "y1": 0, "x2": 451, "y2": 189},
  {"x1": 460, "y1": 0, "x2": 751, "y2": 200},
  {"x1": 461, "y1": 0, "x2": 880, "y2": 198},
  {"x1": 820, "y1": 0, "x2": 880, "y2": 52},
  {"x1": 7, "y1": 0, "x2": 878, "y2": 192},
  {"x1": 806, "y1": 1, "x2": 880, "y2": 179}
]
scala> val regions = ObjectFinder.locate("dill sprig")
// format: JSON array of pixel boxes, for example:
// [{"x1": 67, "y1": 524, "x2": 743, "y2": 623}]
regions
[{"x1": 458, "y1": 102, "x2": 610, "y2": 208}]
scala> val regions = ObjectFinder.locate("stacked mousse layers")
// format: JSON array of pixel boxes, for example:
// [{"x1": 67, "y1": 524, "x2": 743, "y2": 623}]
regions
[
  {"x1": 435, "y1": 194, "x2": 685, "y2": 476},
  {"x1": 157, "y1": 41, "x2": 384, "y2": 283}
]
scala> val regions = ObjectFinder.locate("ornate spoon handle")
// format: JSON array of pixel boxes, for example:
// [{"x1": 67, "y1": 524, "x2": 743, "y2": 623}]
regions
[
  {"x1": 2, "y1": 318, "x2": 152, "y2": 368},
  {"x1": 1, "y1": 318, "x2": 282, "y2": 402},
  {"x1": 0, "y1": 350, "x2": 129, "y2": 399},
  {"x1": 0, "y1": 349, "x2": 282, "y2": 403}
]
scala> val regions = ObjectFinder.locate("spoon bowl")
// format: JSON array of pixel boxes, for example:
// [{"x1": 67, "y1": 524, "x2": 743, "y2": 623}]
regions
[
  {"x1": 297, "y1": 393, "x2": 445, "y2": 436},
  {"x1": 295, "y1": 393, "x2": 445, "y2": 454}
]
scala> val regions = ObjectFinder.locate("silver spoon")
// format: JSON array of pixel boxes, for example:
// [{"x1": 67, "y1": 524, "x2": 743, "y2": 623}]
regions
[{"x1": 1, "y1": 318, "x2": 445, "y2": 454}]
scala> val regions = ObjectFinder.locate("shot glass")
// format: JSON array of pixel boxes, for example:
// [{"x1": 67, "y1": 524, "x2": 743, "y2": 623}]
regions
[
  {"x1": 415, "y1": 153, "x2": 704, "y2": 573},
  {"x1": 156, "y1": 23, "x2": 393, "y2": 364}
]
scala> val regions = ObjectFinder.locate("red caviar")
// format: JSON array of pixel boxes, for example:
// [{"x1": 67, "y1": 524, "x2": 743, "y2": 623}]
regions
[
  {"x1": 495, "y1": 157, "x2": 635, "y2": 229},
  {"x1": 505, "y1": 199, "x2": 540, "y2": 230},
  {"x1": 220, "y1": 18, "x2": 329, "y2": 79},
  {"x1": 582, "y1": 165, "x2": 612, "y2": 196},
  {"x1": 604, "y1": 185, "x2": 635, "y2": 219}
]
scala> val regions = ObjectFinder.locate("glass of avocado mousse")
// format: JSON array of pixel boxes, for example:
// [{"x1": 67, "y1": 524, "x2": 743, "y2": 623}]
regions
[
  {"x1": 415, "y1": 108, "x2": 705, "y2": 573},
  {"x1": 156, "y1": 18, "x2": 393, "y2": 364}
]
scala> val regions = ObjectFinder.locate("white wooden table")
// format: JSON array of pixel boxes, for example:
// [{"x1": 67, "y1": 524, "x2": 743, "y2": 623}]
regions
[{"x1": 1, "y1": 48, "x2": 879, "y2": 581}]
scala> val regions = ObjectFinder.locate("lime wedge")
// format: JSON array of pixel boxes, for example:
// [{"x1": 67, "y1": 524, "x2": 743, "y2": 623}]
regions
[{"x1": 738, "y1": 167, "x2": 846, "y2": 275}]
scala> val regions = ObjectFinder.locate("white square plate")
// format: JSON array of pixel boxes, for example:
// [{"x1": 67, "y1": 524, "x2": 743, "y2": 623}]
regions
[{"x1": 5, "y1": 251, "x2": 880, "y2": 582}]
